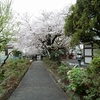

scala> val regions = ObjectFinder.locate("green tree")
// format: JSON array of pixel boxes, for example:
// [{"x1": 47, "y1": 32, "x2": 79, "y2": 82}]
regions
[
  {"x1": 64, "y1": 0, "x2": 100, "y2": 47},
  {"x1": 13, "y1": 49, "x2": 22, "y2": 57},
  {"x1": 0, "y1": 0, "x2": 18, "y2": 51}
]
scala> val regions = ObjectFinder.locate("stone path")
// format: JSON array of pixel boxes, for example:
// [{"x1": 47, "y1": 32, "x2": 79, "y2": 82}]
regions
[{"x1": 8, "y1": 61, "x2": 68, "y2": 100}]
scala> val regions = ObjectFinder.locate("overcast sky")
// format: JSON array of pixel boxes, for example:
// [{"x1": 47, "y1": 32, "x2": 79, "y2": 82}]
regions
[{"x1": 12, "y1": 0, "x2": 76, "y2": 16}]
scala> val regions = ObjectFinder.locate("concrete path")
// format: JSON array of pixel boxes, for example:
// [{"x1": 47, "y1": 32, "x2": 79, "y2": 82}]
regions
[{"x1": 8, "y1": 61, "x2": 68, "y2": 100}]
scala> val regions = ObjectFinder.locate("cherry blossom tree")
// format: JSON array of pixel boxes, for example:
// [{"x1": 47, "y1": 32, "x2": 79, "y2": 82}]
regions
[{"x1": 14, "y1": 6, "x2": 70, "y2": 58}]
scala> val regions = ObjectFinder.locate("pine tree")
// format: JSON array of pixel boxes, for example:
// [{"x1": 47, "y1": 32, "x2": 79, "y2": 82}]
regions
[{"x1": 64, "y1": 0, "x2": 100, "y2": 46}]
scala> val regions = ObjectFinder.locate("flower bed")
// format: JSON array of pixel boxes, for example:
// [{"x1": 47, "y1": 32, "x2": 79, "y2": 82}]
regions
[{"x1": 0, "y1": 59, "x2": 31, "y2": 100}]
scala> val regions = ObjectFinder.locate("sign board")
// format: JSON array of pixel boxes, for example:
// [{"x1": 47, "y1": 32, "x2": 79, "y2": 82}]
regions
[{"x1": 83, "y1": 44, "x2": 93, "y2": 63}]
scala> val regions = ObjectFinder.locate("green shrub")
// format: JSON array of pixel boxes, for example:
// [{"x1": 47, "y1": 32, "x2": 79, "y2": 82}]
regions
[
  {"x1": 57, "y1": 63, "x2": 72, "y2": 80},
  {"x1": 67, "y1": 68, "x2": 86, "y2": 94},
  {"x1": 0, "y1": 69, "x2": 6, "y2": 82},
  {"x1": 0, "y1": 86, "x2": 4, "y2": 93},
  {"x1": 90, "y1": 57, "x2": 100, "y2": 73},
  {"x1": 66, "y1": 57, "x2": 100, "y2": 99},
  {"x1": 0, "y1": 59, "x2": 31, "y2": 94},
  {"x1": 83, "y1": 57, "x2": 100, "y2": 100},
  {"x1": 13, "y1": 49, "x2": 22, "y2": 57}
]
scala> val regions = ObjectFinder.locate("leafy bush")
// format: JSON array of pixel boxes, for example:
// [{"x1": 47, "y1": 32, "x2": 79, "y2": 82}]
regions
[
  {"x1": 57, "y1": 63, "x2": 72, "y2": 80},
  {"x1": 0, "y1": 70, "x2": 5, "y2": 81},
  {"x1": 66, "y1": 57, "x2": 100, "y2": 100},
  {"x1": 67, "y1": 68, "x2": 86, "y2": 94},
  {"x1": 44, "y1": 54, "x2": 100, "y2": 99},
  {"x1": 13, "y1": 49, "x2": 22, "y2": 57},
  {"x1": 0, "y1": 86, "x2": 4, "y2": 94},
  {"x1": 83, "y1": 57, "x2": 100, "y2": 100},
  {"x1": 0, "y1": 58, "x2": 31, "y2": 94},
  {"x1": 90, "y1": 57, "x2": 100, "y2": 73}
]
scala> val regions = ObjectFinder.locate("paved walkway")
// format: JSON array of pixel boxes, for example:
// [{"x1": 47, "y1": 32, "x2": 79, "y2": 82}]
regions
[{"x1": 8, "y1": 61, "x2": 68, "y2": 100}]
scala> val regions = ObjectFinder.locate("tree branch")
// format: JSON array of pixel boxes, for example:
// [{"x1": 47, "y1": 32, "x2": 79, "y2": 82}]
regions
[{"x1": 0, "y1": 51, "x2": 13, "y2": 68}]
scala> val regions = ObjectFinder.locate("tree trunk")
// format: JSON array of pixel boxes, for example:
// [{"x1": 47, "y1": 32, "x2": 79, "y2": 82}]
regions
[{"x1": 0, "y1": 51, "x2": 13, "y2": 68}]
